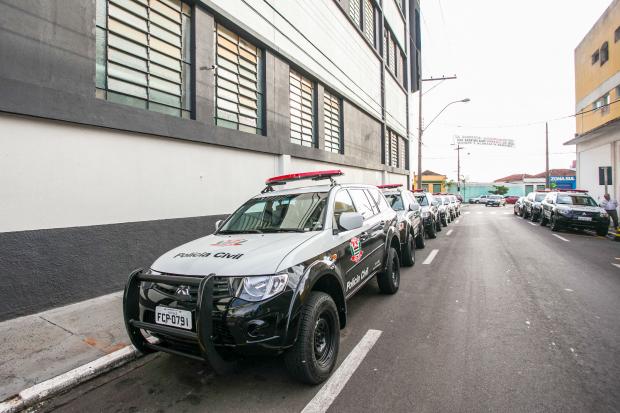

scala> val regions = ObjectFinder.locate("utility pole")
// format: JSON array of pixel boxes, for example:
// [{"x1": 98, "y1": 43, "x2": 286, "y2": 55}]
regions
[
  {"x1": 455, "y1": 145, "x2": 464, "y2": 192},
  {"x1": 545, "y1": 122, "x2": 550, "y2": 188},
  {"x1": 416, "y1": 75, "x2": 458, "y2": 189}
]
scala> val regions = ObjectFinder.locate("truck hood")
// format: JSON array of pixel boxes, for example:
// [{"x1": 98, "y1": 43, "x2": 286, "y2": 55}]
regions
[
  {"x1": 151, "y1": 232, "x2": 319, "y2": 276},
  {"x1": 561, "y1": 205, "x2": 604, "y2": 213}
]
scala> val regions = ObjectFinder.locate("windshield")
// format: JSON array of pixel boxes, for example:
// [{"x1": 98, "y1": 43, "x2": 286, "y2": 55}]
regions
[
  {"x1": 414, "y1": 195, "x2": 429, "y2": 206},
  {"x1": 219, "y1": 192, "x2": 328, "y2": 233},
  {"x1": 556, "y1": 195, "x2": 598, "y2": 207},
  {"x1": 385, "y1": 194, "x2": 404, "y2": 211},
  {"x1": 534, "y1": 194, "x2": 546, "y2": 202}
]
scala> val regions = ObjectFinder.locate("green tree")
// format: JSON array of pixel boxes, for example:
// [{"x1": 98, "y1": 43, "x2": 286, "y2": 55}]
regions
[{"x1": 489, "y1": 185, "x2": 509, "y2": 196}]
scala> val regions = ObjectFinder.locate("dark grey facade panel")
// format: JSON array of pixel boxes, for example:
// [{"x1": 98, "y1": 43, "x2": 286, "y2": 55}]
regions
[
  {"x1": 0, "y1": 0, "x2": 407, "y2": 175},
  {"x1": 0, "y1": 214, "x2": 227, "y2": 321},
  {"x1": 408, "y1": 0, "x2": 421, "y2": 93}
]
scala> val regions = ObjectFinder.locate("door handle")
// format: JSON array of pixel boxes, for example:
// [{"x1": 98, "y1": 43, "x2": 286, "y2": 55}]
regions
[{"x1": 360, "y1": 232, "x2": 370, "y2": 242}]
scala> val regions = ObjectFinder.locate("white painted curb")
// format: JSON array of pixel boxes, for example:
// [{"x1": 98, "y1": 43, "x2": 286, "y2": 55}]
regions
[{"x1": 0, "y1": 345, "x2": 140, "y2": 413}]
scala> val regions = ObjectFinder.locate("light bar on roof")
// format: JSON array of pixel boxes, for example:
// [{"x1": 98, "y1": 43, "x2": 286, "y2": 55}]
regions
[
  {"x1": 377, "y1": 184, "x2": 403, "y2": 189},
  {"x1": 265, "y1": 170, "x2": 344, "y2": 185}
]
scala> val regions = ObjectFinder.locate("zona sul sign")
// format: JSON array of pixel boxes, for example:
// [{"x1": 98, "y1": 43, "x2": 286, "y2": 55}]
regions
[{"x1": 550, "y1": 175, "x2": 576, "y2": 189}]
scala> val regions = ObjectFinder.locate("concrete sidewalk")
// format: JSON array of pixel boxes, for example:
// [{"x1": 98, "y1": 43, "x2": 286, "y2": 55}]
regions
[{"x1": 0, "y1": 292, "x2": 128, "y2": 402}]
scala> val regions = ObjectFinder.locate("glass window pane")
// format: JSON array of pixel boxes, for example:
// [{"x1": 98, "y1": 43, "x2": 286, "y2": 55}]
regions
[
  {"x1": 150, "y1": 0, "x2": 181, "y2": 21},
  {"x1": 160, "y1": 0, "x2": 181, "y2": 11},
  {"x1": 182, "y1": 62, "x2": 191, "y2": 109},
  {"x1": 150, "y1": 75, "x2": 180, "y2": 95},
  {"x1": 109, "y1": 3, "x2": 147, "y2": 31},
  {"x1": 96, "y1": 27, "x2": 107, "y2": 89},
  {"x1": 109, "y1": 33, "x2": 148, "y2": 58},
  {"x1": 109, "y1": 62, "x2": 147, "y2": 85},
  {"x1": 216, "y1": 118, "x2": 238, "y2": 129},
  {"x1": 149, "y1": 88, "x2": 181, "y2": 106},
  {"x1": 217, "y1": 109, "x2": 239, "y2": 122},
  {"x1": 150, "y1": 23, "x2": 180, "y2": 47},
  {"x1": 151, "y1": 11, "x2": 180, "y2": 34},
  {"x1": 150, "y1": 62, "x2": 180, "y2": 82},
  {"x1": 108, "y1": 77, "x2": 147, "y2": 98},
  {"x1": 109, "y1": 48, "x2": 147, "y2": 72},
  {"x1": 96, "y1": 0, "x2": 107, "y2": 27},
  {"x1": 107, "y1": 91, "x2": 147, "y2": 108},
  {"x1": 150, "y1": 50, "x2": 181, "y2": 70},
  {"x1": 111, "y1": 0, "x2": 147, "y2": 17},
  {"x1": 150, "y1": 101, "x2": 181, "y2": 116},
  {"x1": 109, "y1": 18, "x2": 147, "y2": 44},
  {"x1": 151, "y1": 37, "x2": 181, "y2": 59}
]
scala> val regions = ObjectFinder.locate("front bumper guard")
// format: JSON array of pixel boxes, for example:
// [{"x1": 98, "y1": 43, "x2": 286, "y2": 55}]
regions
[{"x1": 123, "y1": 268, "x2": 233, "y2": 372}]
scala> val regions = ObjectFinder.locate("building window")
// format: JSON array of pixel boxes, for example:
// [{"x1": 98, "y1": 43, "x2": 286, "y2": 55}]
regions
[
  {"x1": 592, "y1": 50, "x2": 600, "y2": 65},
  {"x1": 600, "y1": 41, "x2": 609, "y2": 65},
  {"x1": 384, "y1": 25, "x2": 406, "y2": 88},
  {"x1": 95, "y1": 0, "x2": 192, "y2": 117},
  {"x1": 349, "y1": 0, "x2": 361, "y2": 27},
  {"x1": 385, "y1": 130, "x2": 407, "y2": 168},
  {"x1": 290, "y1": 70, "x2": 315, "y2": 147},
  {"x1": 616, "y1": 26, "x2": 620, "y2": 42},
  {"x1": 350, "y1": 0, "x2": 376, "y2": 49},
  {"x1": 215, "y1": 24, "x2": 264, "y2": 134},
  {"x1": 324, "y1": 90, "x2": 342, "y2": 153},
  {"x1": 363, "y1": 0, "x2": 375, "y2": 46}
]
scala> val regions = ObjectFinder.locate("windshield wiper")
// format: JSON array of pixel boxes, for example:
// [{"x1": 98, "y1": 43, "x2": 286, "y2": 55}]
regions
[
  {"x1": 260, "y1": 228, "x2": 307, "y2": 233},
  {"x1": 218, "y1": 229, "x2": 263, "y2": 234}
]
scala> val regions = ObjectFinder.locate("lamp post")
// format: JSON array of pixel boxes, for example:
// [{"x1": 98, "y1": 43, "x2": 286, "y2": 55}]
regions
[{"x1": 417, "y1": 98, "x2": 470, "y2": 189}]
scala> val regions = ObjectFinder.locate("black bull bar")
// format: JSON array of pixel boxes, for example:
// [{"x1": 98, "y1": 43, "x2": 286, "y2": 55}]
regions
[{"x1": 123, "y1": 268, "x2": 232, "y2": 372}]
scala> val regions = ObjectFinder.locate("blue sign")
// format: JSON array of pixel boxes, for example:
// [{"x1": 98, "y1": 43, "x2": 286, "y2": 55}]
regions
[{"x1": 550, "y1": 175, "x2": 576, "y2": 189}]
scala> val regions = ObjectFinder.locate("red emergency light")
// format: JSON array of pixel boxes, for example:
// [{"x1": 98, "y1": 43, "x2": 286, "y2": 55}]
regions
[
  {"x1": 377, "y1": 184, "x2": 403, "y2": 189},
  {"x1": 265, "y1": 170, "x2": 344, "y2": 185},
  {"x1": 413, "y1": 189, "x2": 425, "y2": 193}
]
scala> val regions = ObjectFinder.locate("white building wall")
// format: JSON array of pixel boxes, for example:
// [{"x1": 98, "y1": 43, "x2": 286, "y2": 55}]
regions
[
  {"x1": 0, "y1": 114, "x2": 279, "y2": 232},
  {"x1": 289, "y1": 157, "x2": 384, "y2": 187},
  {"x1": 383, "y1": 0, "x2": 406, "y2": 49},
  {"x1": 577, "y1": 142, "x2": 612, "y2": 201},
  {"x1": 204, "y1": 0, "x2": 383, "y2": 120},
  {"x1": 385, "y1": 74, "x2": 408, "y2": 136}
]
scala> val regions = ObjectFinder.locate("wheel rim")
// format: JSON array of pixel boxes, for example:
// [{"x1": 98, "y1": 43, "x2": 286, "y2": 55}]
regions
[
  {"x1": 391, "y1": 257, "x2": 400, "y2": 287},
  {"x1": 314, "y1": 313, "x2": 335, "y2": 367}
]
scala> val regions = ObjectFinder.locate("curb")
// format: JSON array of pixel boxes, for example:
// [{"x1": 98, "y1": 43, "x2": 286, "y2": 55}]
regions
[{"x1": 0, "y1": 345, "x2": 140, "y2": 413}]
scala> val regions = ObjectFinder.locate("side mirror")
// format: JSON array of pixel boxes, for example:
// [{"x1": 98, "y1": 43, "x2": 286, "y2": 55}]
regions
[
  {"x1": 410, "y1": 203, "x2": 421, "y2": 212},
  {"x1": 431, "y1": 201, "x2": 439, "y2": 207},
  {"x1": 339, "y1": 212, "x2": 364, "y2": 231},
  {"x1": 215, "y1": 219, "x2": 223, "y2": 231}
]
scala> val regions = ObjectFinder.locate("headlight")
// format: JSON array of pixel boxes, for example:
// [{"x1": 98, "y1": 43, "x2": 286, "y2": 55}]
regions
[
  {"x1": 236, "y1": 274, "x2": 288, "y2": 302},
  {"x1": 600, "y1": 211, "x2": 609, "y2": 218},
  {"x1": 557, "y1": 208, "x2": 571, "y2": 216},
  {"x1": 422, "y1": 211, "x2": 430, "y2": 218}
]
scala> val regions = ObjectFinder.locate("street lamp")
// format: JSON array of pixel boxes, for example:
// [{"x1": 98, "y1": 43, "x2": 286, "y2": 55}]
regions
[{"x1": 416, "y1": 98, "x2": 470, "y2": 189}]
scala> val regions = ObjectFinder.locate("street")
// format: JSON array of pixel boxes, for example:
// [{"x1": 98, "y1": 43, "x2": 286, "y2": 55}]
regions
[{"x1": 39, "y1": 205, "x2": 620, "y2": 413}]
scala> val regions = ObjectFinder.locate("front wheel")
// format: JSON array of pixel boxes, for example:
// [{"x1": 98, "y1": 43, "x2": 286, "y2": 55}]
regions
[
  {"x1": 596, "y1": 226, "x2": 609, "y2": 236},
  {"x1": 415, "y1": 225, "x2": 426, "y2": 249},
  {"x1": 540, "y1": 213, "x2": 548, "y2": 227},
  {"x1": 377, "y1": 247, "x2": 400, "y2": 294},
  {"x1": 436, "y1": 218, "x2": 442, "y2": 232},
  {"x1": 285, "y1": 292, "x2": 340, "y2": 384},
  {"x1": 401, "y1": 234, "x2": 415, "y2": 267},
  {"x1": 550, "y1": 215, "x2": 561, "y2": 232},
  {"x1": 427, "y1": 221, "x2": 437, "y2": 239},
  {"x1": 441, "y1": 215, "x2": 448, "y2": 227}
]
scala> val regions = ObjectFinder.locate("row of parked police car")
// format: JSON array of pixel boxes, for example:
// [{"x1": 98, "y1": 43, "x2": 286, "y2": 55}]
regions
[
  {"x1": 512, "y1": 188, "x2": 610, "y2": 236},
  {"x1": 121, "y1": 170, "x2": 461, "y2": 385}
]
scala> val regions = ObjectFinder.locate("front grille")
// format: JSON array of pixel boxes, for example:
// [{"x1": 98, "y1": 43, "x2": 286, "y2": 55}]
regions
[{"x1": 149, "y1": 275, "x2": 235, "y2": 345}]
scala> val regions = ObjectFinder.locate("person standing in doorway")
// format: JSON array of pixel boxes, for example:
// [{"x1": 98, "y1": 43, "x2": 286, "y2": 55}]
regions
[{"x1": 601, "y1": 193, "x2": 619, "y2": 228}]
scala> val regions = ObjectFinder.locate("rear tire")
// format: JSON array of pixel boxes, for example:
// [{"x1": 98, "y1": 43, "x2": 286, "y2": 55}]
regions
[
  {"x1": 436, "y1": 218, "x2": 442, "y2": 232},
  {"x1": 284, "y1": 292, "x2": 339, "y2": 385},
  {"x1": 377, "y1": 247, "x2": 400, "y2": 294},
  {"x1": 540, "y1": 213, "x2": 548, "y2": 226},
  {"x1": 401, "y1": 234, "x2": 415, "y2": 267},
  {"x1": 415, "y1": 225, "x2": 426, "y2": 249},
  {"x1": 550, "y1": 215, "x2": 561, "y2": 232},
  {"x1": 441, "y1": 215, "x2": 448, "y2": 227}
]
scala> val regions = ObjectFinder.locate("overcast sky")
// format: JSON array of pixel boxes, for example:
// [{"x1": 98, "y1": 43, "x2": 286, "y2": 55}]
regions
[{"x1": 415, "y1": 0, "x2": 612, "y2": 182}]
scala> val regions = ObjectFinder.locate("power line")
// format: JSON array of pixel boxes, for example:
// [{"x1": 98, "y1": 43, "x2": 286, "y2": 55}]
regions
[{"x1": 437, "y1": 98, "x2": 620, "y2": 130}]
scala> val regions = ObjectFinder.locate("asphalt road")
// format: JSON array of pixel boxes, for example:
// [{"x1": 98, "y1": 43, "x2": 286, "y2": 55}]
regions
[{"x1": 40, "y1": 204, "x2": 620, "y2": 412}]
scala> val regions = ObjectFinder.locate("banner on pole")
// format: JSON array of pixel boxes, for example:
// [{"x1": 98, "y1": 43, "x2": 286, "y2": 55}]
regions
[{"x1": 454, "y1": 135, "x2": 515, "y2": 148}]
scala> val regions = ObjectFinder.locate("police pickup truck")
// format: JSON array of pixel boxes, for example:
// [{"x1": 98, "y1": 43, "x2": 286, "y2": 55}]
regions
[{"x1": 123, "y1": 170, "x2": 401, "y2": 384}]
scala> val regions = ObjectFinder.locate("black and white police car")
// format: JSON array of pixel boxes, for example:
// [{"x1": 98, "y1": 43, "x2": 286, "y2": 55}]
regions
[
  {"x1": 540, "y1": 189, "x2": 610, "y2": 235},
  {"x1": 123, "y1": 170, "x2": 402, "y2": 384},
  {"x1": 379, "y1": 184, "x2": 425, "y2": 266},
  {"x1": 413, "y1": 189, "x2": 441, "y2": 238}
]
